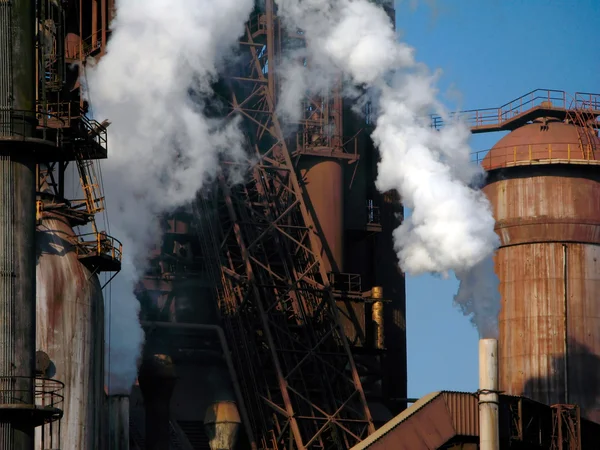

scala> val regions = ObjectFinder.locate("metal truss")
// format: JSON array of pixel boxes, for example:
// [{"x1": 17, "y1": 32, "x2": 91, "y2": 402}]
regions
[
  {"x1": 194, "y1": 1, "x2": 374, "y2": 448},
  {"x1": 551, "y1": 404, "x2": 581, "y2": 450}
]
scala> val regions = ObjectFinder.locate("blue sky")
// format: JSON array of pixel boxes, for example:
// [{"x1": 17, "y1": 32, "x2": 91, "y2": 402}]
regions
[{"x1": 394, "y1": 0, "x2": 600, "y2": 397}]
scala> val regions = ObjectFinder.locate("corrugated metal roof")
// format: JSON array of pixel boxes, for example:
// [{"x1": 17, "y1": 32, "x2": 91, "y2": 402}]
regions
[{"x1": 350, "y1": 391, "x2": 479, "y2": 450}]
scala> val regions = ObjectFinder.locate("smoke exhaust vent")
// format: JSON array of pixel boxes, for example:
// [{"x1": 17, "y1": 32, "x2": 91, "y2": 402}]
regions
[{"x1": 479, "y1": 338, "x2": 499, "y2": 450}]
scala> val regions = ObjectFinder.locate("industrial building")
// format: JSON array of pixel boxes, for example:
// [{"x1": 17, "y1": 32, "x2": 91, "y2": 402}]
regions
[{"x1": 0, "y1": 1, "x2": 598, "y2": 450}]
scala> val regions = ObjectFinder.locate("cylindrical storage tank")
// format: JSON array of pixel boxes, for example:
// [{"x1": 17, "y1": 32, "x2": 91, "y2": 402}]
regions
[
  {"x1": 35, "y1": 213, "x2": 105, "y2": 448},
  {"x1": 204, "y1": 401, "x2": 241, "y2": 450},
  {"x1": 299, "y1": 158, "x2": 345, "y2": 273},
  {"x1": 482, "y1": 119, "x2": 600, "y2": 423},
  {"x1": 107, "y1": 395, "x2": 130, "y2": 450}
]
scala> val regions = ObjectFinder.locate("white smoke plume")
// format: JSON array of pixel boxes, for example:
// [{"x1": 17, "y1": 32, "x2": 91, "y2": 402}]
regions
[
  {"x1": 275, "y1": 0, "x2": 501, "y2": 337},
  {"x1": 86, "y1": 0, "x2": 254, "y2": 393}
]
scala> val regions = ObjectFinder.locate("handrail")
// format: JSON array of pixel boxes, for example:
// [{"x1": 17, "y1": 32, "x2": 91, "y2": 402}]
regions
[
  {"x1": 0, "y1": 108, "x2": 65, "y2": 141},
  {"x1": 0, "y1": 376, "x2": 64, "y2": 410},
  {"x1": 431, "y1": 89, "x2": 600, "y2": 131},
  {"x1": 471, "y1": 142, "x2": 598, "y2": 168},
  {"x1": 575, "y1": 92, "x2": 600, "y2": 111},
  {"x1": 76, "y1": 232, "x2": 123, "y2": 262}
]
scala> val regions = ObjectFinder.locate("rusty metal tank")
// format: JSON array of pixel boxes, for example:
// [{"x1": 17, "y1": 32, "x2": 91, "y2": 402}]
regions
[
  {"x1": 481, "y1": 118, "x2": 600, "y2": 422},
  {"x1": 35, "y1": 212, "x2": 105, "y2": 448}
]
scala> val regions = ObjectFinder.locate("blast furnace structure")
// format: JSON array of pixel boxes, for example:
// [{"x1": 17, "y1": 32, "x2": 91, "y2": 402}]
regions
[{"x1": 136, "y1": 1, "x2": 406, "y2": 449}]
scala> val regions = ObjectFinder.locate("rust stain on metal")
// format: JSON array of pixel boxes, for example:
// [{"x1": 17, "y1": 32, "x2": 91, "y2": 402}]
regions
[
  {"x1": 36, "y1": 212, "x2": 105, "y2": 449},
  {"x1": 483, "y1": 120, "x2": 600, "y2": 423}
]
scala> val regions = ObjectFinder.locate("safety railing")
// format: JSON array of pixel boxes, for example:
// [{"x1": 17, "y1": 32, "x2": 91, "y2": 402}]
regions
[
  {"x1": 575, "y1": 92, "x2": 600, "y2": 111},
  {"x1": 471, "y1": 143, "x2": 598, "y2": 168},
  {"x1": 75, "y1": 232, "x2": 123, "y2": 263},
  {"x1": 0, "y1": 376, "x2": 64, "y2": 412},
  {"x1": 78, "y1": 113, "x2": 108, "y2": 150},
  {"x1": 329, "y1": 272, "x2": 362, "y2": 293},
  {"x1": 0, "y1": 108, "x2": 64, "y2": 141},
  {"x1": 36, "y1": 101, "x2": 74, "y2": 129},
  {"x1": 432, "y1": 90, "x2": 600, "y2": 131},
  {"x1": 65, "y1": 30, "x2": 105, "y2": 60},
  {"x1": 432, "y1": 89, "x2": 569, "y2": 130}
]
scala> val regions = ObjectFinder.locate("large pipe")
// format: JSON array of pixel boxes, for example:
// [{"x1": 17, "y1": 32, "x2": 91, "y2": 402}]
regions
[
  {"x1": 107, "y1": 395, "x2": 130, "y2": 450},
  {"x1": 0, "y1": 0, "x2": 37, "y2": 448},
  {"x1": 479, "y1": 339, "x2": 499, "y2": 450}
]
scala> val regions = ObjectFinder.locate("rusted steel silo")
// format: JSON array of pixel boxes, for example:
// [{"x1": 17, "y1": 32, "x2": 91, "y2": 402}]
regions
[{"x1": 481, "y1": 117, "x2": 600, "y2": 422}]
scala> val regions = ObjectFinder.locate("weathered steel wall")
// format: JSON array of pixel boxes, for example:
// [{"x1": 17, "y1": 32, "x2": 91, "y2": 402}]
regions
[
  {"x1": 35, "y1": 213, "x2": 105, "y2": 449},
  {"x1": 483, "y1": 120, "x2": 600, "y2": 423}
]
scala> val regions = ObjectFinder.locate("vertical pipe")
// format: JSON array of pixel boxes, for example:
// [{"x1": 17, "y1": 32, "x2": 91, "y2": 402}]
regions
[
  {"x1": 371, "y1": 286, "x2": 384, "y2": 350},
  {"x1": 92, "y1": 0, "x2": 98, "y2": 48},
  {"x1": 479, "y1": 339, "x2": 499, "y2": 450},
  {"x1": 107, "y1": 395, "x2": 130, "y2": 450},
  {"x1": 562, "y1": 244, "x2": 569, "y2": 404},
  {"x1": 100, "y1": 0, "x2": 106, "y2": 54},
  {"x1": 0, "y1": 0, "x2": 37, "y2": 449}
]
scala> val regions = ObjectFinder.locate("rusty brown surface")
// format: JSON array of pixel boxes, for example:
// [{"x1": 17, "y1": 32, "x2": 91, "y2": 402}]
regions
[
  {"x1": 300, "y1": 158, "x2": 345, "y2": 273},
  {"x1": 483, "y1": 121, "x2": 600, "y2": 424},
  {"x1": 35, "y1": 213, "x2": 104, "y2": 449},
  {"x1": 495, "y1": 243, "x2": 600, "y2": 422},
  {"x1": 481, "y1": 120, "x2": 600, "y2": 171},
  {"x1": 486, "y1": 172, "x2": 600, "y2": 247},
  {"x1": 351, "y1": 391, "x2": 600, "y2": 449},
  {"x1": 350, "y1": 392, "x2": 478, "y2": 450}
]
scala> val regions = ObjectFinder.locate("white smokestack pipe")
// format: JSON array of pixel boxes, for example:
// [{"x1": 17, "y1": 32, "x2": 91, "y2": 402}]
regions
[
  {"x1": 479, "y1": 338, "x2": 499, "y2": 450},
  {"x1": 108, "y1": 394, "x2": 130, "y2": 450}
]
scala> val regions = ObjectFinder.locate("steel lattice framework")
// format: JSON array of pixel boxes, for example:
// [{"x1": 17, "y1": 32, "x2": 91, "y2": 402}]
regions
[{"x1": 194, "y1": 1, "x2": 375, "y2": 448}]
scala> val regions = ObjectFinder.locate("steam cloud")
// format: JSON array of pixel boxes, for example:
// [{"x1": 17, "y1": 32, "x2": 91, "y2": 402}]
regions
[
  {"x1": 275, "y1": 0, "x2": 501, "y2": 337},
  {"x1": 86, "y1": 0, "x2": 254, "y2": 393}
]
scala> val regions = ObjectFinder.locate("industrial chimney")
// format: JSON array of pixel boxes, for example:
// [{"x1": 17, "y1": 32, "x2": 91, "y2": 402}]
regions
[
  {"x1": 107, "y1": 395, "x2": 130, "y2": 450},
  {"x1": 479, "y1": 339, "x2": 499, "y2": 450},
  {"x1": 204, "y1": 401, "x2": 242, "y2": 450}
]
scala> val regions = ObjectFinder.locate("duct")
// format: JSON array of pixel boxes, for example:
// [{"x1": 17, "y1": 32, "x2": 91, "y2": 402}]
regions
[
  {"x1": 107, "y1": 395, "x2": 130, "y2": 450},
  {"x1": 479, "y1": 339, "x2": 499, "y2": 450},
  {"x1": 204, "y1": 401, "x2": 241, "y2": 450}
]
